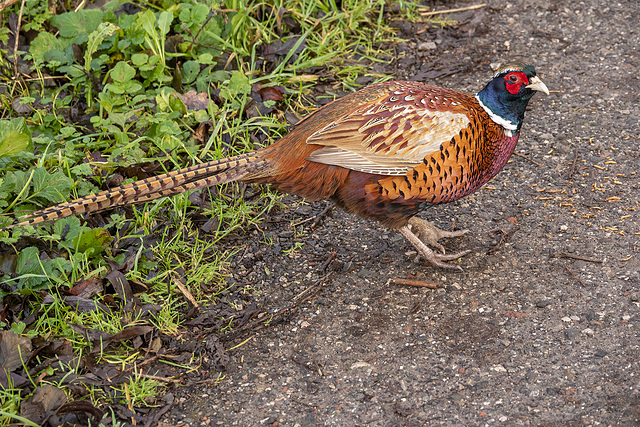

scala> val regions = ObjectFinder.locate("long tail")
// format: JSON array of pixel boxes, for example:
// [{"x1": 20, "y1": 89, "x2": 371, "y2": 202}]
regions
[{"x1": 2, "y1": 152, "x2": 267, "y2": 230}]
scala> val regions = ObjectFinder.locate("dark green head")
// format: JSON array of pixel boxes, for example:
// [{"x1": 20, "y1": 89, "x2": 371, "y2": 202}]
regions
[{"x1": 475, "y1": 62, "x2": 549, "y2": 133}]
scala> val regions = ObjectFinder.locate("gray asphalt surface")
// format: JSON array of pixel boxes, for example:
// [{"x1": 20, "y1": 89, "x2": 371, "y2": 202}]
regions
[{"x1": 167, "y1": 1, "x2": 640, "y2": 425}]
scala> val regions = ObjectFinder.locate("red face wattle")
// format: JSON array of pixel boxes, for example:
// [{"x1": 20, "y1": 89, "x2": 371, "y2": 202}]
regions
[{"x1": 504, "y1": 71, "x2": 530, "y2": 95}]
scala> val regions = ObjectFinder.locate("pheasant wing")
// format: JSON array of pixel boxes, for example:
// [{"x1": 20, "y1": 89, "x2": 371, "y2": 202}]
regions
[{"x1": 306, "y1": 83, "x2": 471, "y2": 176}]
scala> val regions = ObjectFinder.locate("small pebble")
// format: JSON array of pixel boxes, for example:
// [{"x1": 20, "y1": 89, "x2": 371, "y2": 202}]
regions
[
  {"x1": 536, "y1": 300, "x2": 551, "y2": 308},
  {"x1": 594, "y1": 349, "x2": 608, "y2": 358},
  {"x1": 350, "y1": 361, "x2": 372, "y2": 370},
  {"x1": 417, "y1": 41, "x2": 437, "y2": 51}
]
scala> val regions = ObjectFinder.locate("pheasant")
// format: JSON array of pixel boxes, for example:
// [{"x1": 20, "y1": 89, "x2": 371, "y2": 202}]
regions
[{"x1": 2, "y1": 62, "x2": 548, "y2": 269}]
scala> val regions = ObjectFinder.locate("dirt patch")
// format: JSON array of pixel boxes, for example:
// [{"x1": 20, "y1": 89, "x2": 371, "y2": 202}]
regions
[{"x1": 163, "y1": 0, "x2": 639, "y2": 425}]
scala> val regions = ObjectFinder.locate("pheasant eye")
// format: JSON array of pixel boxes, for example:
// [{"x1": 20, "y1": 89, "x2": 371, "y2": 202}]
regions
[{"x1": 508, "y1": 74, "x2": 518, "y2": 83}]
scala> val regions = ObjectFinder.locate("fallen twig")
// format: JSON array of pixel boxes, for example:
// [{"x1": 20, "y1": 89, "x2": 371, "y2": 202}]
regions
[
  {"x1": 390, "y1": 278, "x2": 440, "y2": 289},
  {"x1": 0, "y1": 0, "x2": 20, "y2": 11},
  {"x1": 291, "y1": 355, "x2": 316, "y2": 372},
  {"x1": 290, "y1": 202, "x2": 333, "y2": 228},
  {"x1": 291, "y1": 398, "x2": 318, "y2": 408},
  {"x1": 136, "y1": 372, "x2": 183, "y2": 384},
  {"x1": 419, "y1": 3, "x2": 486, "y2": 16},
  {"x1": 566, "y1": 149, "x2": 579, "y2": 179},
  {"x1": 319, "y1": 251, "x2": 336, "y2": 272},
  {"x1": 122, "y1": 354, "x2": 161, "y2": 374},
  {"x1": 13, "y1": 0, "x2": 26, "y2": 77},
  {"x1": 514, "y1": 152, "x2": 543, "y2": 167},
  {"x1": 312, "y1": 203, "x2": 334, "y2": 228},
  {"x1": 228, "y1": 336, "x2": 253, "y2": 351},
  {"x1": 172, "y1": 272, "x2": 199, "y2": 308},
  {"x1": 563, "y1": 263, "x2": 586, "y2": 287},
  {"x1": 554, "y1": 252, "x2": 603, "y2": 263}
]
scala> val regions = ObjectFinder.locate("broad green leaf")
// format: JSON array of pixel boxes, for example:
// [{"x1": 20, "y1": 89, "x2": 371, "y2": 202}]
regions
[
  {"x1": 210, "y1": 70, "x2": 230, "y2": 83},
  {"x1": 159, "y1": 120, "x2": 181, "y2": 135},
  {"x1": 51, "y1": 9, "x2": 104, "y2": 43},
  {"x1": 138, "y1": 10, "x2": 158, "y2": 39},
  {"x1": 29, "y1": 32, "x2": 58, "y2": 66},
  {"x1": 157, "y1": 11, "x2": 173, "y2": 36},
  {"x1": 191, "y1": 4, "x2": 210, "y2": 24},
  {"x1": 0, "y1": 132, "x2": 30, "y2": 157},
  {"x1": 0, "y1": 177, "x2": 7, "y2": 208},
  {"x1": 156, "y1": 90, "x2": 175, "y2": 112},
  {"x1": 15, "y1": 246, "x2": 50, "y2": 288},
  {"x1": 179, "y1": 7, "x2": 191, "y2": 24},
  {"x1": 131, "y1": 53, "x2": 149, "y2": 66},
  {"x1": 182, "y1": 61, "x2": 201, "y2": 84},
  {"x1": 31, "y1": 169, "x2": 72, "y2": 204},
  {"x1": 0, "y1": 118, "x2": 32, "y2": 157},
  {"x1": 110, "y1": 61, "x2": 136, "y2": 83},
  {"x1": 197, "y1": 53, "x2": 214, "y2": 65},
  {"x1": 53, "y1": 216, "x2": 82, "y2": 241},
  {"x1": 43, "y1": 44, "x2": 76, "y2": 68},
  {"x1": 1, "y1": 170, "x2": 30, "y2": 194},
  {"x1": 219, "y1": 70, "x2": 251, "y2": 107},
  {"x1": 228, "y1": 71, "x2": 251, "y2": 95},
  {"x1": 71, "y1": 228, "x2": 112, "y2": 258}
]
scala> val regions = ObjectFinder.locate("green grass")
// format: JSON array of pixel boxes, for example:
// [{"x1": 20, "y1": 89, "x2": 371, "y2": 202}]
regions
[{"x1": 0, "y1": 0, "x2": 450, "y2": 423}]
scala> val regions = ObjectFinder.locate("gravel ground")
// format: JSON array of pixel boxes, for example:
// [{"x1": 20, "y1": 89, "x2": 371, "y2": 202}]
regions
[{"x1": 165, "y1": 0, "x2": 640, "y2": 425}]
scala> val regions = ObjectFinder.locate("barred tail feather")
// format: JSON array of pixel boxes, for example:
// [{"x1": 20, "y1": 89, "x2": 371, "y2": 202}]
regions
[
  {"x1": 2, "y1": 152, "x2": 264, "y2": 230},
  {"x1": 108, "y1": 167, "x2": 260, "y2": 206}
]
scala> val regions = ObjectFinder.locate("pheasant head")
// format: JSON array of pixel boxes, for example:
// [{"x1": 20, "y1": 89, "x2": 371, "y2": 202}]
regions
[{"x1": 475, "y1": 62, "x2": 549, "y2": 135}]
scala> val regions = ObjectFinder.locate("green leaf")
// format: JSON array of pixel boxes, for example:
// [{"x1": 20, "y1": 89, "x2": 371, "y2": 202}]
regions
[
  {"x1": 16, "y1": 246, "x2": 41, "y2": 273},
  {"x1": 85, "y1": 22, "x2": 120, "y2": 72},
  {"x1": 191, "y1": 4, "x2": 210, "y2": 25},
  {"x1": 15, "y1": 246, "x2": 51, "y2": 288},
  {"x1": 10, "y1": 321, "x2": 26, "y2": 335},
  {"x1": 0, "y1": 132, "x2": 30, "y2": 157},
  {"x1": 138, "y1": 10, "x2": 158, "y2": 40},
  {"x1": 159, "y1": 120, "x2": 181, "y2": 135},
  {"x1": 53, "y1": 215, "x2": 81, "y2": 237},
  {"x1": 29, "y1": 32, "x2": 58, "y2": 66},
  {"x1": 210, "y1": 70, "x2": 230, "y2": 83},
  {"x1": 182, "y1": 61, "x2": 200, "y2": 84},
  {"x1": 228, "y1": 70, "x2": 250, "y2": 94},
  {"x1": 219, "y1": 70, "x2": 251, "y2": 108},
  {"x1": 71, "y1": 227, "x2": 112, "y2": 258},
  {"x1": 157, "y1": 11, "x2": 173, "y2": 36},
  {"x1": 2, "y1": 170, "x2": 29, "y2": 194},
  {"x1": 54, "y1": 216, "x2": 111, "y2": 258},
  {"x1": 51, "y1": 9, "x2": 104, "y2": 43},
  {"x1": 131, "y1": 53, "x2": 149, "y2": 66},
  {"x1": 31, "y1": 169, "x2": 72, "y2": 204},
  {"x1": 156, "y1": 90, "x2": 186, "y2": 114},
  {"x1": 0, "y1": 118, "x2": 32, "y2": 157},
  {"x1": 110, "y1": 61, "x2": 136, "y2": 83},
  {"x1": 197, "y1": 53, "x2": 214, "y2": 65}
]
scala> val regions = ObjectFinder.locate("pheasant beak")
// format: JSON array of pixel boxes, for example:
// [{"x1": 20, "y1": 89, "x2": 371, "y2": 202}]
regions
[{"x1": 526, "y1": 76, "x2": 550, "y2": 95}]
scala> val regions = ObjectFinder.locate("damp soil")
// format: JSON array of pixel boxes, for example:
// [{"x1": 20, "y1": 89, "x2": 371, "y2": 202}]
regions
[{"x1": 164, "y1": 0, "x2": 640, "y2": 425}]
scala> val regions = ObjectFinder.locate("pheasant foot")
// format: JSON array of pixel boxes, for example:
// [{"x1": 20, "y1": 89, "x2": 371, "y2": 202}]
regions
[
  {"x1": 408, "y1": 217, "x2": 469, "y2": 254},
  {"x1": 399, "y1": 219, "x2": 470, "y2": 270}
]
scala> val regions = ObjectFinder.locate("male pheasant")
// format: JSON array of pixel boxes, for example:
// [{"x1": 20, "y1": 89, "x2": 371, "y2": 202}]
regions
[{"x1": 2, "y1": 62, "x2": 548, "y2": 269}]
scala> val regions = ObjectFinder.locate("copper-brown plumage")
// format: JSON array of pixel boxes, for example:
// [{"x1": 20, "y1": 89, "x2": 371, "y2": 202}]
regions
[{"x1": 3, "y1": 63, "x2": 549, "y2": 269}]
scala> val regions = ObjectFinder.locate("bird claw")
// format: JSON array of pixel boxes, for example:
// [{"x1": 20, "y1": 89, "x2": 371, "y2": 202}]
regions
[
  {"x1": 400, "y1": 219, "x2": 470, "y2": 270},
  {"x1": 411, "y1": 249, "x2": 472, "y2": 271},
  {"x1": 408, "y1": 217, "x2": 469, "y2": 255}
]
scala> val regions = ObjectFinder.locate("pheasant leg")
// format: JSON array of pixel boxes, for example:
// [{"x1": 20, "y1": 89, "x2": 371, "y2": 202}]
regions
[
  {"x1": 408, "y1": 217, "x2": 469, "y2": 254},
  {"x1": 399, "y1": 218, "x2": 470, "y2": 270}
]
